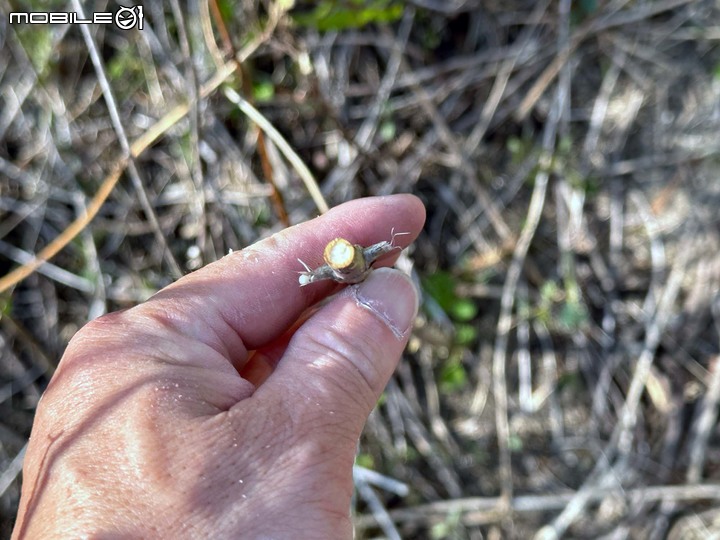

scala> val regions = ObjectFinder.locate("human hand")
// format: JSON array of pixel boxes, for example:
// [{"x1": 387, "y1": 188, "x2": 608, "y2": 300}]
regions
[{"x1": 12, "y1": 195, "x2": 425, "y2": 539}]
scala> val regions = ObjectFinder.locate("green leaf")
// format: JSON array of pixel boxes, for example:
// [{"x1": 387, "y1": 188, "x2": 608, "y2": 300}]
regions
[
  {"x1": 423, "y1": 271, "x2": 456, "y2": 310},
  {"x1": 16, "y1": 26, "x2": 53, "y2": 73},
  {"x1": 0, "y1": 295, "x2": 12, "y2": 317},
  {"x1": 355, "y1": 453, "x2": 374, "y2": 468},
  {"x1": 379, "y1": 120, "x2": 396, "y2": 142},
  {"x1": 107, "y1": 47, "x2": 143, "y2": 82},
  {"x1": 253, "y1": 80, "x2": 275, "y2": 102},
  {"x1": 559, "y1": 301, "x2": 588, "y2": 331},
  {"x1": 217, "y1": 0, "x2": 235, "y2": 21},
  {"x1": 450, "y1": 299, "x2": 477, "y2": 322},
  {"x1": 454, "y1": 323, "x2": 477, "y2": 346},
  {"x1": 423, "y1": 271, "x2": 478, "y2": 323},
  {"x1": 440, "y1": 360, "x2": 468, "y2": 393},
  {"x1": 430, "y1": 509, "x2": 463, "y2": 539},
  {"x1": 292, "y1": 0, "x2": 403, "y2": 31}
]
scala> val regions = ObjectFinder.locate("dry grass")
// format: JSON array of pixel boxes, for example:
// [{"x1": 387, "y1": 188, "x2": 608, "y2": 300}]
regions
[{"x1": 2, "y1": 0, "x2": 720, "y2": 538}]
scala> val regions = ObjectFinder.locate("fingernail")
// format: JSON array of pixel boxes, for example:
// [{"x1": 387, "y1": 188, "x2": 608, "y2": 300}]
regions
[{"x1": 352, "y1": 268, "x2": 419, "y2": 339}]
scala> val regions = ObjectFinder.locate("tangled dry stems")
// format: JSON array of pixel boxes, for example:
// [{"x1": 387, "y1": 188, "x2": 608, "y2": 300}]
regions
[{"x1": 2, "y1": 1, "x2": 720, "y2": 537}]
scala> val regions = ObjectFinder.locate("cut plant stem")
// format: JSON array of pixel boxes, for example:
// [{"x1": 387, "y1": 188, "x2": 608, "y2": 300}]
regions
[
  {"x1": 298, "y1": 232, "x2": 409, "y2": 286},
  {"x1": 324, "y1": 238, "x2": 367, "y2": 277}
]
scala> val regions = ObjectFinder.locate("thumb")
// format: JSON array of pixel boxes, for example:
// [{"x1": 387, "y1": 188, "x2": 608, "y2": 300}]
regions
[{"x1": 258, "y1": 268, "x2": 419, "y2": 434}]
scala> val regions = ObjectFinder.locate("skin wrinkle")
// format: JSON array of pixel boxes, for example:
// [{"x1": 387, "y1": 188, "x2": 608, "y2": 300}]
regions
[
  {"x1": 289, "y1": 326, "x2": 381, "y2": 416},
  {"x1": 239, "y1": 303, "x2": 325, "y2": 386},
  {"x1": 74, "y1": 305, "x2": 231, "y2": 373},
  {"x1": 56, "y1": 382, "x2": 231, "y2": 532},
  {"x1": 243, "y1": 234, "x2": 327, "y2": 305},
  {"x1": 144, "y1": 287, "x2": 249, "y2": 365},
  {"x1": 63, "y1": 407, "x2": 176, "y2": 521},
  {"x1": 188, "y1": 404, "x2": 319, "y2": 535},
  {"x1": 175, "y1": 266, "x2": 308, "y2": 354},
  {"x1": 254, "y1": 378, "x2": 361, "y2": 468},
  {"x1": 38, "y1": 357, "x2": 144, "y2": 437},
  {"x1": 70, "y1": 322, "x2": 249, "y2": 411},
  {"x1": 64, "y1": 326, "x2": 249, "y2": 423},
  {"x1": 88, "y1": 306, "x2": 254, "y2": 407},
  {"x1": 15, "y1": 377, "x2": 164, "y2": 538},
  {"x1": 221, "y1": 396, "x2": 294, "y2": 468}
]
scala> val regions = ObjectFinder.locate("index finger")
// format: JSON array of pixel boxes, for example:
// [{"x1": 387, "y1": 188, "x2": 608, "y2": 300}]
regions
[{"x1": 144, "y1": 194, "x2": 425, "y2": 353}]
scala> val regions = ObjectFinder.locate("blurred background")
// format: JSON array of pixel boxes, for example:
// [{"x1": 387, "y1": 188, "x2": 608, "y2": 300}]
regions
[{"x1": 2, "y1": 0, "x2": 720, "y2": 538}]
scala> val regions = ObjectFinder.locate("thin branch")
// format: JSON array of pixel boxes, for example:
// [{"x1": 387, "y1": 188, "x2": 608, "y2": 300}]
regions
[
  {"x1": 491, "y1": 0, "x2": 570, "y2": 505},
  {"x1": 356, "y1": 483, "x2": 720, "y2": 529},
  {"x1": 71, "y1": 0, "x2": 183, "y2": 278},
  {"x1": 0, "y1": 443, "x2": 26, "y2": 499},
  {"x1": 222, "y1": 87, "x2": 329, "y2": 214},
  {"x1": 687, "y1": 354, "x2": 720, "y2": 484}
]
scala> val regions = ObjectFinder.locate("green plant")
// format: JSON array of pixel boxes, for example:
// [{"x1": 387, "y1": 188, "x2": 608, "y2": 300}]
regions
[
  {"x1": 292, "y1": 0, "x2": 403, "y2": 32},
  {"x1": 439, "y1": 354, "x2": 468, "y2": 394},
  {"x1": 423, "y1": 271, "x2": 477, "y2": 393},
  {"x1": 430, "y1": 508, "x2": 465, "y2": 539},
  {"x1": 253, "y1": 79, "x2": 275, "y2": 102},
  {"x1": 355, "y1": 453, "x2": 374, "y2": 469},
  {"x1": 535, "y1": 278, "x2": 589, "y2": 333},
  {"x1": 422, "y1": 271, "x2": 477, "y2": 323},
  {"x1": 15, "y1": 26, "x2": 53, "y2": 74}
]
